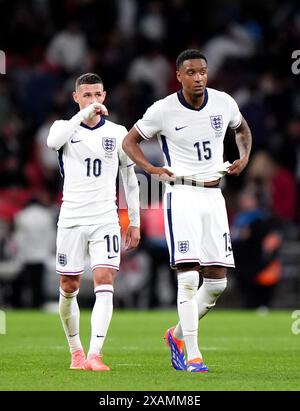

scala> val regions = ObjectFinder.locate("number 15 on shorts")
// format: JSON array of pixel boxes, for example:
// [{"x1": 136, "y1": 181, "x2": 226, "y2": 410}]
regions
[{"x1": 223, "y1": 232, "x2": 232, "y2": 257}]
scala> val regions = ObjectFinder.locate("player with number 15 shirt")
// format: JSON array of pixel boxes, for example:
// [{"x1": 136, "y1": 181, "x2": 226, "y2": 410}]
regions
[{"x1": 122, "y1": 49, "x2": 252, "y2": 373}]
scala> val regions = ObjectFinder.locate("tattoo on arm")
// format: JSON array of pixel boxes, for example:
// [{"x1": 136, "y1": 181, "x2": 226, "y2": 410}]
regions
[{"x1": 235, "y1": 116, "x2": 252, "y2": 159}]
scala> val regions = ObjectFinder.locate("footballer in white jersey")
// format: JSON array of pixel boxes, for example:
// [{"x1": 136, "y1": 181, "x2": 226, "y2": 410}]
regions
[
  {"x1": 47, "y1": 73, "x2": 140, "y2": 372},
  {"x1": 52, "y1": 117, "x2": 135, "y2": 228},
  {"x1": 135, "y1": 87, "x2": 241, "y2": 182},
  {"x1": 122, "y1": 50, "x2": 252, "y2": 372}
]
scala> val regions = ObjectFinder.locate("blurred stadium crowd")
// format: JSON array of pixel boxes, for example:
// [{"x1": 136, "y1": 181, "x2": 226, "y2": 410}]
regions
[{"x1": 0, "y1": 0, "x2": 299, "y2": 309}]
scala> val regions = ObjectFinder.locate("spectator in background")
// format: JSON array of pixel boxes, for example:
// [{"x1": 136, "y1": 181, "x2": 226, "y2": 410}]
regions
[
  {"x1": 116, "y1": 0, "x2": 137, "y2": 41},
  {"x1": 35, "y1": 110, "x2": 61, "y2": 197},
  {"x1": 0, "y1": 155, "x2": 28, "y2": 189},
  {"x1": 280, "y1": 116, "x2": 300, "y2": 182},
  {"x1": 138, "y1": 0, "x2": 166, "y2": 43},
  {"x1": 231, "y1": 189, "x2": 282, "y2": 308},
  {"x1": 235, "y1": 80, "x2": 274, "y2": 151},
  {"x1": 203, "y1": 23, "x2": 255, "y2": 80},
  {"x1": 279, "y1": 116, "x2": 300, "y2": 224},
  {"x1": 127, "y1": 40, "x2": 172, "y2": 99},
  {"x1": 245, "y1": 150, "x2": 297, "y2": 230},
  {"x1": 0, "y1": 79, "x2": 14, "y2": 129},
  {"x1": 11, "y1": 192, "x2": 56, "y2": 308},
  {"x1": 0, "y1": 118, "x2": 29, "y2": 189},
  {"x1": 46, "y1": 21, "x2": 88, "y2": 74}
]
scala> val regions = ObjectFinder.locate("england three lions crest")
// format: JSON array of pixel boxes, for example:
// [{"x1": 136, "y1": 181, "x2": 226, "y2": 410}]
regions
[
  {"x1": 178, "y1": 241, "x2": 189, "y2": 253},
  {"x1": 58, "y1": 253, "x2": 67, "y2": 266},
  {"x1": 210, "y1": 115, "x2": 223, "y2": 131},
  {"x1": 102, "y1": 137, "x2": 116, "y2": 152}
]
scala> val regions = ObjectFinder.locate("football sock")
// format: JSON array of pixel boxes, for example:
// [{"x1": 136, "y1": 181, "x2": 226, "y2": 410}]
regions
[
  {"x1": 176, "y1": 271, "x2": 202, "y2": 361},
  {"x1": 196, "y1": 277, "x2": 227, "y2": 319},
  {"x1": 59, "y1": 287, "x2": 83, "y2": 353},
  {"x1": 173, "y1": 277, "x2": 227, "y2": 348},
  {"x1": 87, "y1": 284, "x2": 114, "y2": 357}
]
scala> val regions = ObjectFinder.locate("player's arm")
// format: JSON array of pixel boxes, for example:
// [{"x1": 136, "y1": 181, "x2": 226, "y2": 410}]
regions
[
  {"x1": 228, "y1": 116, "x2": 252, "y2": 176},
  {"x1": 119, "y1": 165, "x2": 140, "y2": 251},
  {"x1": 122, "y1": 127, "x2": 175, "y2": 180},
  {"x1": 47, "y1": 103, "x2": 108, "y2": 150}
]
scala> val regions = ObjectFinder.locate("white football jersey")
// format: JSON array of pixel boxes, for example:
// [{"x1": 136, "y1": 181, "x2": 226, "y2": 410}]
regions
[
  {"x1": 135, "y1": 87, "x2": 242, "y2": 181},
  {"x1": 51, "y1": 118, "x2": 134, "y2": 227}
]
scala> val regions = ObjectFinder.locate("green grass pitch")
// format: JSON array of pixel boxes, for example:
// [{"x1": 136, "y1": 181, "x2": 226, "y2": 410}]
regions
[{"x1": 0, "y1": 309, "x2": 299, "y2": 391}]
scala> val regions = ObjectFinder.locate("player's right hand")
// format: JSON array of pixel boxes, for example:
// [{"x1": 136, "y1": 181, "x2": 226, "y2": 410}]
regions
[
  {"x1": 149, "y1": 166, "x2": 176, "y2": 182},
  {"x1": 81, "y1": 102, "x2": 108, "y2": 120}
]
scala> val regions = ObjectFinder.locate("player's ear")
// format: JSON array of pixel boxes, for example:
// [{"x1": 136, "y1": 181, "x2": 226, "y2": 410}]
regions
[
  {"x1": 102, "y1": 90, "x2": 107, "y2": 102},
  {"x1": 73, "y1": 91, "x2": 78, "y2": 104},
  {"x1": 176, "y1": 70, "x2": 182, "y2": 84}
]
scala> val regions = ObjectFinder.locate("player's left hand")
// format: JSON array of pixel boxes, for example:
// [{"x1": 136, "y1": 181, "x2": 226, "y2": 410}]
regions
[
  {"x1": 227, "y1": 157, "x2": 249, "y2": 176},
  {"x1": 125, "y1": 226, "x2": 140, "y2": 251}
]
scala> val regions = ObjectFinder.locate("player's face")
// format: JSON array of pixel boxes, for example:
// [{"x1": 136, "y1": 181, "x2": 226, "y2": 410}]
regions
[
  {"x1": 176, "y1": 59, "x2": 208, "y2": 98},
  {"x1": 73, "y1": 83, "x2": 106, "y2": 110}
]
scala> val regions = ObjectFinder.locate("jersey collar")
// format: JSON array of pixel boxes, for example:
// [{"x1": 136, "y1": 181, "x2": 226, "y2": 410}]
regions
[
  {"x1": 177, "y1": 89, "x2": 208, "y2": 111},
  {"x1": 80, "y1": 116, "x2": 106, "y2": 130}
]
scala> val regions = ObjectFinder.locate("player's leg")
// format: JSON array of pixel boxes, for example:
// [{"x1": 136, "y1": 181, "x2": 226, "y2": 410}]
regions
[
  {"x1": 56, "y1": 226, "x2": 86, "y2": 369},
  {"x1": 165, "y1": 263, "x2": 200, "y2": 370},
  {"x1": 196, "y1": 266, "x2": 227, "y2": 319},
  {"x1": 185, "y1": 188, "x2": 231, "y2": 371},
  {"x1": 59, "y1": 274, "x2": 85, "y2": 368},
  {"x1": 174, "y1": 266, "x2": 227, "y2": 337},
  {"x1": 193, "y1": 188, "x2": 231, "y2": 319},
  {"x1": 183, "y1": 266, "x2": 227, "y2": 372},
  {"x1": 84, "y1": 267, "x2": 116, "y2": 371},
  {"x1": 84, "y1": 224, "x2": 120, "y2": 371},
  {"x1": 176, "y1": 263, "x2": 203, "y2": 361},
  {"x1": 163, "y1": 189, "x2": 204, "y2": 370},
  {"x1": 171, "y1": 266, "x2": 227, "y2": 372}
]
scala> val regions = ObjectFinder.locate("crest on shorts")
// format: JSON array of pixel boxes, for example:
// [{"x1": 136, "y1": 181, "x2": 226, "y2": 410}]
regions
[
  {"x1": 102, "y1": 137, "x2": 116, "y2": 152},
  {"x1": 58, "y1": 253, "x2": 67, "y2": 266},
  {"x1": 210, "y1": 115, "x2": 223, "y2": 131},
  {"x1": 178, "y1": 241, "x2": 189, "y2": 253}
]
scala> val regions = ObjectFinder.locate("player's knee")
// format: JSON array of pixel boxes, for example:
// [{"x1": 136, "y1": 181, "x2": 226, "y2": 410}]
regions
[
  {"x1": 60, "y1": 275, "x2": 80, "y2": 293},
  {"x1": 93, "y1": 268, "x2": 116, "y2": 286},
  {"x1": 176, "y1": 263, "x2": 201, "y2": 272},
  {"x1": 177, "y1": 271, "x2": 199, "y2": 299},
  {"x1": 202, "y1": 266, "x2": 227, "y2": 279},
  {"x1": 203, "y1": 277, "x2": 227, "y2": 299}
]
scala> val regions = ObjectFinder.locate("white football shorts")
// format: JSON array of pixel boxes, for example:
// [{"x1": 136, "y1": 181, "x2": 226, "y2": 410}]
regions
[
  {"x1": 56, "y1": 223, "x2": 121, "y2": 275},
  {"x1": 164, "y1": 184, "x2": 235, "y2": 268}
]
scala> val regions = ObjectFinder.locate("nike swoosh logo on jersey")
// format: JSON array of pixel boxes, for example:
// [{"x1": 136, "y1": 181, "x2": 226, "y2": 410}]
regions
[
  {"x1": 175, "y1": 126, "x2": 188, "y2": 131},
  {"x1": 70, "y1": 138, "x2": 82, "y2": 143},
  {"x1": 108, "y1": 255, "x2": 118, "y2": 259},
  {"x1": 226, "y1": 253, "x2": 232, "y2": 258}
]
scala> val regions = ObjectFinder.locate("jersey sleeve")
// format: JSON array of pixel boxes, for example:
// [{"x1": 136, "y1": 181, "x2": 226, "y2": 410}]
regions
[
  {"x1": 134, "y1": 100, "x2": 163, "y2": 140},
  {"x1": 118, "y1": 126, "x2": 135, "y2": 168},
  {"x1": 225, "y1": 94, "x2": 242, "y2": 129},
  {"x1": 47, "y1": 119, "x2": 81, "y2": 150}
]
